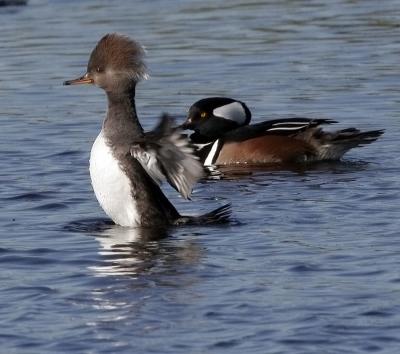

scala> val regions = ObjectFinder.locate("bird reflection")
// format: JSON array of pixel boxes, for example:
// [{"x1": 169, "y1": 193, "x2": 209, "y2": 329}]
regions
[
  {"x1": 204, "y1": 160, "x2": 371, "y2": 180},
  {"x1": 82, "y1": 222, "x2": 202, "y2": 278}
]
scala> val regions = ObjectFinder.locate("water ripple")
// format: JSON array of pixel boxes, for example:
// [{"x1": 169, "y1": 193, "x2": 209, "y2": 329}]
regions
[{"x1": 1, "y1": 0, "x2": 400, "y2": 353}]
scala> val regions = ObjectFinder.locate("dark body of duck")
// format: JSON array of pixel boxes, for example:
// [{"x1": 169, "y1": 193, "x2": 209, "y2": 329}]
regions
[
  {"x1": 64, "y1": 34, "x2": 230, "y2": 227},
  {"x1": 183, "y1": 97, "x2": 384, "y2": 166}
]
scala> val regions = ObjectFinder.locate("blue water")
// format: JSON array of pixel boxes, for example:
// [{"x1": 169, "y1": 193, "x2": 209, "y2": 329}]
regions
[{"x1": 1, "y1": 0, "x2": 400, "y2": 353}]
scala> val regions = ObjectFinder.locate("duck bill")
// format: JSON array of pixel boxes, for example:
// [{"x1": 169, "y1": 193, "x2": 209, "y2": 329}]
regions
[{"x1": 63, "y1": 73, "x2": 93, "y2": 86}]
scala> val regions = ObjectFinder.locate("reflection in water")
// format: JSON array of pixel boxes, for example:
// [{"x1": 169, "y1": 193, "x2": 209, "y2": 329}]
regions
[
  {"x1": 64, "y1": 219, "x2": 204, "y2": 333},
  {"x1": 91, "y1": 225, "x2": 168, "y2": 277},
  {"x1": 79, "y1": 222, "x2": 203, "y2": 278},
  {"x1": 79, "y1": 224, "x2": 205, "y2": 337},
  {"x1": 205, "y1": 160, "x2": 370, "y2": 180}
]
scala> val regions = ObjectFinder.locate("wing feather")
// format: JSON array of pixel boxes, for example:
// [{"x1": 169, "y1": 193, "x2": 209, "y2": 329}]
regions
[{"x1": 130, "y1": 114, "x2": 204, "y2": 199}]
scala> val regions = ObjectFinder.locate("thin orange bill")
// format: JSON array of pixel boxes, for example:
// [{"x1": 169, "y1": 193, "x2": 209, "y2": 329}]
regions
[{"x1": 63, "y1": 74, "x2": 93, "y2": 86}]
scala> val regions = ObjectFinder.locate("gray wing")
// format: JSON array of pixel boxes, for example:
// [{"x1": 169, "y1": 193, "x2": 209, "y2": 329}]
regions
[{"x1": 130, "y1": 114, "x2": 204, "y2": 200}]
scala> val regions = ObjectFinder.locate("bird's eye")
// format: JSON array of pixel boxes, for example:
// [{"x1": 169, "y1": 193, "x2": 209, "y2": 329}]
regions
[
  {"x1": 200, "y1": 112, "x2": 207, "y2": 119},
  {"x1": 96, "y1": 67, "x2": 103, "y2": 73}
]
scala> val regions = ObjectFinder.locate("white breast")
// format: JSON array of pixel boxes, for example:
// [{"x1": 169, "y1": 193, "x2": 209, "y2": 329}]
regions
[{"x1": 89, "y1": 131, "x2": 140, "y2": 227}]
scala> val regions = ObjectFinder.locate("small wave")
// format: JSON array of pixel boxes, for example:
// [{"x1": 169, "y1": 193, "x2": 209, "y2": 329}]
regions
[
  {"x1": 4, "y1": 191, "x2": 56, "y2": 201},
  {"x1": 63, "y1": 218, "x2": 114, "y2": 233},
  {"x1": 31, "y1": 202, "x2": 68, "y2": 211}
]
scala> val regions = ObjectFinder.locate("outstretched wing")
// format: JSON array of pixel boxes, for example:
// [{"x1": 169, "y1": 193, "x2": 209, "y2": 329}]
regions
[{"x1": 130, "y1": 114, "x2": 204, "y2": 200}]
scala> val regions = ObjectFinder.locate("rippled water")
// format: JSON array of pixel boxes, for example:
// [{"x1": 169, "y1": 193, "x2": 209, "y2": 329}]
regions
[{"x1": 1, "y1": 0, "x2": 400, "y2": 353}]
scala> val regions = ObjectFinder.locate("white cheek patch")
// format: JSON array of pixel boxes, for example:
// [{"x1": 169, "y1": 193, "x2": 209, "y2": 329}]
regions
[{"x1": 213, "y1": 102, "x2": 247, "y2": 124}]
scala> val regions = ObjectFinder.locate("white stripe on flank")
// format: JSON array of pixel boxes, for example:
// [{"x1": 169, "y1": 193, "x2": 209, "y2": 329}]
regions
[
  {"x1": 272, "y1": 121, "x2": 310, "y2": 126},
  {"x1": 267, "y1": 126, "x2": 308, "y2": 131},
  {"x1": 204, "y1": 140, "x2": 220, "y2": 166}
]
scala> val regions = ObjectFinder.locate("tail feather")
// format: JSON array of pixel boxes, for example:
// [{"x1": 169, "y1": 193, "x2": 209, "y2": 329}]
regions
[
  {"x1": 331, "y1": 129, "x2": 384, "y2": 145},
  {"x1": 174, "y1": 203, "x2": 231, "y2": 226},
  {"x1": 315, "y1": 129, "x2": 384, "y2": 160}
]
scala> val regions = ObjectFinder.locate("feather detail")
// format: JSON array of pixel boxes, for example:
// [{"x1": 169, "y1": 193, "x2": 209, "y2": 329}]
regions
[{"x1": 130, "y1": 114, "x2": 204, "y2": 199}]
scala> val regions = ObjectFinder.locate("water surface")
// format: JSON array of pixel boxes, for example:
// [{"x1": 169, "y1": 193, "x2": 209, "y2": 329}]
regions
[{"x1": 1, "y1": 1, "x2": 400, "y2": 353}]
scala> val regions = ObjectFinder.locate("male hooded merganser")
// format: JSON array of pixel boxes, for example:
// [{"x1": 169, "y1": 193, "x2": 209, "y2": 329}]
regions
[
  {"x1": 182, "y1": 97, "x2": 384, "y2": 166},
  {"x1": 64, "y1": 34, "x2": 230, "y2": 227}
]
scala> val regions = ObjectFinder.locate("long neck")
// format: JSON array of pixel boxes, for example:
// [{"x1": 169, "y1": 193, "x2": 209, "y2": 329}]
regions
[{"x1": 103, "y1": 86, "x2": 144, "y2": 141}]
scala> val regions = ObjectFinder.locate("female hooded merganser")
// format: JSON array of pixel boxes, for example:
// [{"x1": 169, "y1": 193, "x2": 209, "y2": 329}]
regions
[
  {"x1": 182, "y1": 97, "x2": 384, "y2": 166},
  {"x1": 64, "y1": 34, "x2": 230, "y2": 227}
]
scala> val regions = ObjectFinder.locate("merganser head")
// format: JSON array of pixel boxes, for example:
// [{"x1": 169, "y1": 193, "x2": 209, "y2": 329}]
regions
[{"x1": 64, "y1": 33, "x2": 148, "y2": 93}]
